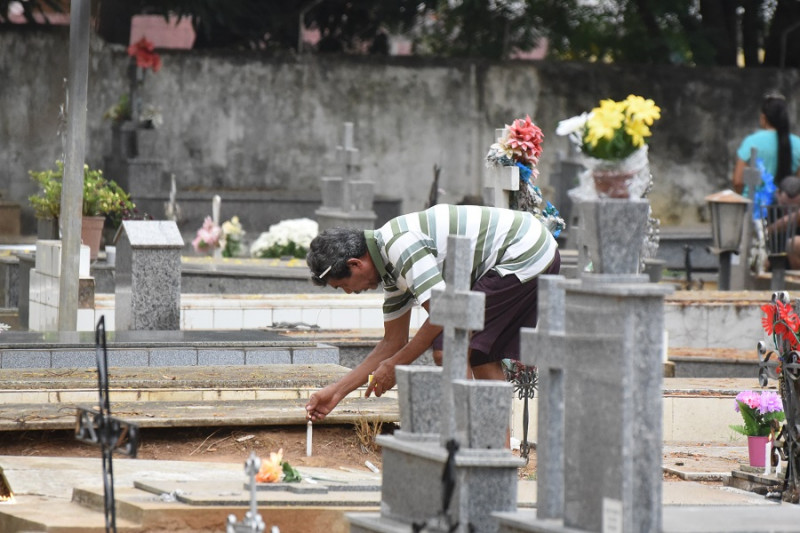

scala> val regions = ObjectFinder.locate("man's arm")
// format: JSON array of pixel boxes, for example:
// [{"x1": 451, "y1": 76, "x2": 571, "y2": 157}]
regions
[
  {"x1": 367, "y1": 300, "x2": 442, "y2": 397},
  {"x1": 305, "y1": 309, "x2": 412, "y2": 422}
]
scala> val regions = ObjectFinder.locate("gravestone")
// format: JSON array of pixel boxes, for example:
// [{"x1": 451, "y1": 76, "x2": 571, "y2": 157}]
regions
[
  {"x1": 348, "y1": 235, "x2": 522, "y2": 533},
  {"x1": 315, "y1": 122, "x2": 377, "y2": 231},
  {"x1": 521, "y1": 275, "x2": 566, "y2": 520},
  {"x1": 115, "y1": 220, "x2": 184, "y2": 331},
  {"x1": 494, "y1": 197, "x2": 673, "y2": 533}
]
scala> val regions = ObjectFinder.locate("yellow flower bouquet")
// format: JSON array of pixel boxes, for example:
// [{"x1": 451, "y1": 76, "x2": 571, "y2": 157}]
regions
[{"x1": 558, "y1": 95, "x2": 661, "y2": 199}]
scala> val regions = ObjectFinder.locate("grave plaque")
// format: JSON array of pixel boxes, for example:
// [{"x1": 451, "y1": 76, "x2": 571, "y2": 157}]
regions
[{"x1": 115, "y1": 220, "x2": 184, "y2": 330}]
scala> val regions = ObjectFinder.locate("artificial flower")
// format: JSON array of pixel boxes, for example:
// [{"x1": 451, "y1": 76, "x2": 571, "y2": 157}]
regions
[
  {"x1": 128, "y1": 37, "x2": 162, "y2": 73},
  {"x1": 255, "y1": 448, "x2": 284, "y2": 483},
  {"x1": 558, "y1": 94, "x2": 661, "y2": 162},
  {"x1": 484, "y1": 115, "x2": 565, "y2": 237},
  {"x1": 250, "y1": 218, "x2": 318, "y2": 259},
  {"x1": 730, "y1": 390, "x2": 785, "y2": 437},
  {"x1": 503, "y1": 115, "x2": 544, "y2": 166},
  {"x1": 192, "y1": 216, "x2": 222, "y2": 253},
  {"x1": 220, "y1": 216, "x2": 245, "y2": 258}
]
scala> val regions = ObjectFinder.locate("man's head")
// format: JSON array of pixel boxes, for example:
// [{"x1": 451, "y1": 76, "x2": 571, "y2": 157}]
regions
[{"x1": 307, "y1": 228, "x2": 379, "y2": 293}]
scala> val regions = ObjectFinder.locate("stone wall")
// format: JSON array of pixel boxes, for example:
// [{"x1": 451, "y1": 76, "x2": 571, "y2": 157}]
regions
[{"x1": 3, "y1": 26, "x2": 800, "y2": 235}]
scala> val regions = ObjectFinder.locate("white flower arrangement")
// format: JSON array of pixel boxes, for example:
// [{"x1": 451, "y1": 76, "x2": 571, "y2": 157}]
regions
[{"x1": 250, "y1": 218, "x2": 318, "y2": 259}]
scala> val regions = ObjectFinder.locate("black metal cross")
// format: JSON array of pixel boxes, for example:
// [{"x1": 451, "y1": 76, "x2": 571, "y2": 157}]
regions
[{"x1": 74, "y1": 316, "x2": 140, "y2": 533}]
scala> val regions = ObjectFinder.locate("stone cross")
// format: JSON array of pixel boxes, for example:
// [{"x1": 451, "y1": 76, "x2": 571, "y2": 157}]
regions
[
  {"x1": 520, "y1": 275, "x2": 566, "y2": 520},
  {"x1": 316, "y1": 122, "x2": 376, "y2": 231},
  {"x1": 483, "y1": 128, "x2": 519, "y2": 209},
  {"x1": 429, "y1": 235, "x2": 485, "y2": 446},
  {"x1": 164, "y1": 174, "x2": 181, "y2": 222},
  {"x1": 338, "y1": 122, "x2": 360, "y2": 179},
  {"x1": 212, "y1": 195, "x2": 222, "y2": 259}
]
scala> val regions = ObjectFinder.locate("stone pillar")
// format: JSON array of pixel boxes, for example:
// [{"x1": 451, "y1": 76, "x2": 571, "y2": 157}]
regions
[{"x1": 115, "y1": 220, "x2": 184, "y2": 330}]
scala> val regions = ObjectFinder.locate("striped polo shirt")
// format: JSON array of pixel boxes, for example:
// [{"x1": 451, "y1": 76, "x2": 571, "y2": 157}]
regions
[{"x1": 364, "y1": 204, "x2": 558, "y2": 321}]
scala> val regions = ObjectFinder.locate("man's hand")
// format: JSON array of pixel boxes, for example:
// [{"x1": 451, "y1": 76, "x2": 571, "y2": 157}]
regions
[
  {"x1": 306, "y1": 385, "x2": 340, "y2": 422},
  {"x1": 366, "y1": 360, "x2": 396, "y2": 397}
]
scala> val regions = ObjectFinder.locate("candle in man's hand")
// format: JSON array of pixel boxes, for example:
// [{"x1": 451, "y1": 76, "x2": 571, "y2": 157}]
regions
[{"x1": 306, "y1": 420, "x2": 313, "y2": 457}]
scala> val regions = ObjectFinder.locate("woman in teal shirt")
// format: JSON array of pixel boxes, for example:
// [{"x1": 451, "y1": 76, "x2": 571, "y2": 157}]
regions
[{"x1": 732, "y1": 92, "x2": 800, "y2": 194}]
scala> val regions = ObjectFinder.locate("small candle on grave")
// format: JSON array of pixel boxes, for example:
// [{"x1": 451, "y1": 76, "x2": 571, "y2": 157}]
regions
[
  {"x1": 306, "y1": 420, "x2": 313, "y2": 457},
  {"x1": 764, "y1": 440, "x2": 772, "y2": 475}
]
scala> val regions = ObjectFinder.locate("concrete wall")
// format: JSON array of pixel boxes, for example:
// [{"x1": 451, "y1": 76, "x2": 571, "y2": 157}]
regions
[{"x1": 3, "y1": 26, "x2": 800, "y2": 235}]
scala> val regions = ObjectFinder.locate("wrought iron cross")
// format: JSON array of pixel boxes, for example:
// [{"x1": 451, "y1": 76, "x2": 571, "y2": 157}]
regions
[{"x1": 74, "y1": 316, "x2": 140, "y2": 533}]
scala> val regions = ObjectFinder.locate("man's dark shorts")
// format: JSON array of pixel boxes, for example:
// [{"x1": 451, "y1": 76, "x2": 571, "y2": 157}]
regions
[{"x1": 432, "y1": 250, "x2": 561, "y2": 367}]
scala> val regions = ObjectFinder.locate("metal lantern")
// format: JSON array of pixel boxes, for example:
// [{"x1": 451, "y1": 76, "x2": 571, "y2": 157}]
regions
[
  {"x1": 706, "y1": 190, "x2": 751, "y2": 252},
  {"x1": 705, "y1": 190, "x2": 751, "y2": 290}
]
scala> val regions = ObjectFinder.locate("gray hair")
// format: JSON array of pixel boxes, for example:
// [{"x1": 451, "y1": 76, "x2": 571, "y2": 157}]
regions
[{"x1": 306, "y1": 228, "x2": 368, "y2": 286}]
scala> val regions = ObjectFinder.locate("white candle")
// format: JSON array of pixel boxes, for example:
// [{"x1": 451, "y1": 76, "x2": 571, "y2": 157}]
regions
[
  {"x1": 306, "y1": 420, "x2": 313, "y2": 457},
  {"x1": 764, "y1": 440, "x2": 772, "y2": 475}
]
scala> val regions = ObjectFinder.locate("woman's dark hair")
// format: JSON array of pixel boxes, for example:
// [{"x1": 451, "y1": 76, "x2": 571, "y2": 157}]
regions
[
  {"x1": 762, "y1": 92, "x2": 792, "y2": 185},
  {"x1": 306, "y1": 228, "x2": 368, "y2": 286}
]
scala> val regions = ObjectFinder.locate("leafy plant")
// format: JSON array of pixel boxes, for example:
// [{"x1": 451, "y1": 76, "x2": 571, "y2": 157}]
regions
[
  {"x1": 103, "y1": 93, "x2": 132, "y2": 124},
  {"x1": 28, "y1": 161, "x2": 136, "y2": 227}
]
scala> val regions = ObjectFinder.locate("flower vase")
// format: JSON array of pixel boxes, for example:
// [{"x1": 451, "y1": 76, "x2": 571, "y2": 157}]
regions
[
  {"x1": 747, "y1": 435, "x2": 770, "y2": 468},
  {"x1": 81, "y1": 215, "x2": 106, "y2": 261},
  {"x1": 592, "y1": 167, "x2": 636, "y2": 199},
  {"x1": 577, "y1": 199, "x2": 650, "y2": 275}
]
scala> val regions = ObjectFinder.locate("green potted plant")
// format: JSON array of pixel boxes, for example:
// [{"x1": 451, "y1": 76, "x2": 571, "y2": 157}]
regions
[{"x1": 28, "y1": 160, "x2": 136, "y2": 259}]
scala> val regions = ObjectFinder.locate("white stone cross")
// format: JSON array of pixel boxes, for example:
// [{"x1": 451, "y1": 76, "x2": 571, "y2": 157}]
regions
[
  {"x1": 212, "y1": 194, "x2": 222, "y2": 259},
  {"x1": 337, "y1": 122, "x2": 360, "y2": 181},
  {"x1": 429, "y1": 235, "x2": 485, "y2": 446},
  {"x1": 483, "y1": 128, "x2": 519, "y2": 209},
  {"x1": 520, "y1": 276, "x2": 567, "y2": 520}
]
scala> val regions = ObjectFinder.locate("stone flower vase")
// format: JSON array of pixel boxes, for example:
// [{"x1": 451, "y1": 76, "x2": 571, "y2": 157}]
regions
[
  {"x1": 81, "y1": 215, "x2": 106, "y2": 260},
  {"x1": 747, "y1": 435, "x2": 770, "y2": 468},
  {"x1": 577, "y1": 198, "x2": 650, "y2": 275},
  {"x1": 592, "y1": 167, "x2": 636, "y2": 199}
]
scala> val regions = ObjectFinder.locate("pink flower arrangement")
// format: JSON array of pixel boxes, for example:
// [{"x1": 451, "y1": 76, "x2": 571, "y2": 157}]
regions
[
  {"x1": 192, "y1": 216, "x2": 222, "y2": 253},
  {"x1": 128, "y1": 36, "x2": 162, "y2": 73},
  {"x1": 504, "y1": 115, "x2": 544, "y2": 167},
  {"x1": 730, "y1": 390, "x2": 784, "y2": 437},
  {"x1": 485, "y1": 115, "x2": 545, "y2": 181}
]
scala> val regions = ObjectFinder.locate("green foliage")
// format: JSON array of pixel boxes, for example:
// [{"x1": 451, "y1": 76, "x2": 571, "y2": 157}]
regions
[
  {"x1": 103, "y1": 94, "x2": 132, "y2": 124},
  {"x1": 11, "y1": 0, "x2": 799, "y2": 66},
  {"x1": 253, "y1": 242, "x2": 308, "y2": 260},
  {"x1": 281, "y1": 461, "x2": 302, "y2": 483},
  {"x1": 28, "y1": 161, "x2": 136, "y2": 226}
]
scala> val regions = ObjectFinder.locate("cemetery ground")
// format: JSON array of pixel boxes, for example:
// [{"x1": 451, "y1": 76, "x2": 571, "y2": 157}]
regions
[
  {"x1": 0, "y1": 423, "x2": 543, "y2": 479},
  {"x1": 0, "y1": 423, "x2": 750, "y2": 485}
]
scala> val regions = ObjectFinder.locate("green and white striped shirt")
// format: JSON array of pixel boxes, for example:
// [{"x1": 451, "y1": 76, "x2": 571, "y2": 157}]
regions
[{"x1": 365, "y1": 204, "x2": 558, "y2": 321}]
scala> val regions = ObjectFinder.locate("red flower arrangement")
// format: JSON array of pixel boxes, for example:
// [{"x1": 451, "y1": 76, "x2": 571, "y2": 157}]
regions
[
  {"x1": 762, "y1": 299, "x2": 800, "y2": 350},
  {"x1": 128, "y1": 37, "x2": 162, "y2": 73}
]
